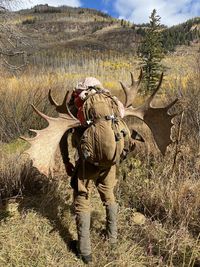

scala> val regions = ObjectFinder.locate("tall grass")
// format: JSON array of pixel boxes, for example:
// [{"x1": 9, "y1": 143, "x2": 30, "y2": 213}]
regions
[{"x1": 0, "y1": 52, "x2": 199, "y2": 266}]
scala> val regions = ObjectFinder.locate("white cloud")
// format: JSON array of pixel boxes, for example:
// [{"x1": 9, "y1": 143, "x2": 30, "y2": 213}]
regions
[
  {"x1": 114, "y1": 0, "x2": 200, "y2": 26},
  {"x1": 102, "y1": 9, "x2": 108, "y2": 14},
  {"x1": 15, "y1": 0, "x2": 81, "y2": 10}
]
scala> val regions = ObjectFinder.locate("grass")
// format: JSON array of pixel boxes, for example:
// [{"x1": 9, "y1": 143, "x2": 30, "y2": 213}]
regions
[
  {"x1": 1, "y1": 130, "x2": 200, "y2": 266},
  {"x1": 0, "y1": 45, "x2": 199, "y2": 266},
  {"x1": 0, "y1": 177, "x2": 149, "y2": 267},
  {"x1": 0, "y1": 161, "x2": 199, "y2": 266},
  {"x1": 0, "y1": 139, "x2": 28, "y2": 154}
]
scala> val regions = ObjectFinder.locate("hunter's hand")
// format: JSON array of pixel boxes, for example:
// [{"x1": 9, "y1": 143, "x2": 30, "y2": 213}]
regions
[{"x1": 65, "y1": 162, "x2": 75, "y2": 177}]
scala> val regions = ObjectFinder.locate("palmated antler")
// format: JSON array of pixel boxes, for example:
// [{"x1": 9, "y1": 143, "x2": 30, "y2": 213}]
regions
[
  {"x1": 21, "y1": 95, "x2": 80, "y2": 176},
  {"x1": 122, "y1": 73, "x2": 178, "y2": 155},
  {"x1": 48, "y1": 89, "x2": 72, "y2": 114},
  {"x1": 120, "y1": 69, "x2": 143, "y2": 108}
]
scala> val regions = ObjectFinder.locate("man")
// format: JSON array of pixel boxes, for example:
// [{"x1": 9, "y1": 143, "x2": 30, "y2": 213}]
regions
[{"x1": 60, "y1": 77, "x2": 123, "y2": 264}]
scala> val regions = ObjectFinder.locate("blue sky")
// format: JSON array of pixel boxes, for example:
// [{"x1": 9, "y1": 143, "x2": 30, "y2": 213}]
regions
[
  {"x1": 80, "y1": 0, "x2": 118, "y2": 18},
  {"x1": 15, "y1": 0, "x2": 200, "y2": 26}
]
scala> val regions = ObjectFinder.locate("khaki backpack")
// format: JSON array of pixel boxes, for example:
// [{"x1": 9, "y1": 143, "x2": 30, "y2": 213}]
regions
[{"x1": 79, "y1": 90, "x2": 131, "y2": 167}]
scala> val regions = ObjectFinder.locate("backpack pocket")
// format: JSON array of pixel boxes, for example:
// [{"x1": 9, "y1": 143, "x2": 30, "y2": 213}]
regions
[{"x1": 80, "y1": 120, "x2": 117, "y2": 167}]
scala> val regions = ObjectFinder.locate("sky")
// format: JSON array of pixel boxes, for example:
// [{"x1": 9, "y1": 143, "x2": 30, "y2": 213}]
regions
[{"x1": 15, "y1": 0, "x2": 200, "y2": 26}]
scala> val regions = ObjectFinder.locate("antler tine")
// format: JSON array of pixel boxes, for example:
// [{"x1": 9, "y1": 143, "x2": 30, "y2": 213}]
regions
[
  {"x1": 146, "y1": 73, "x2": 164, "y2": 107},
  {"x1": 48, "y1": 89, "x2": 59, "y2": 107},
  {"x1": 130, "y1": 72, "x2": 135, "y2": 85},
  {"x1": 61, "y1": 90, "x2": 68, "y2": 105},
  {"x1": 56, "y1": 90, "x2": 70, "y2": 114},
  {"x1": 48, "y1": 90, "x2": 72, "y2": 114},
  {"x1": 31, "y1": 104, "x2": 52, "y2": 121},
  {"x1": 29, "y1": 129, "x2": 39, "y2": 134},
  {"x1": 20, "y1": 129, "x2": 42, "y2": 142},
  {"x1": 133, "y1": 69, "x2": 143, "y2": 86},
  {"x1": 20, "y1": 135, "x2": 34, "y2": 143},
  {"x1": 119, "y1": 81, "x2": 128, "y2": 105},
  {"x1": 130, "y1": 69, "x2": 143, "y2": 86},
  {"x1": 165, "y1": 98, "x2": 179, "y2": 110},
  {"x1": 120, "y1": 69, "x2": 143, "y2": 108},
  {"x1": 61, "y1": 90, "x2": 72, "y2": 106},
  {"x1": 138, "y1": 69, "x2": 143, "y2": 84},
  {"x1": 66, "y1": 103, "x2": 78, "y2": 120}
]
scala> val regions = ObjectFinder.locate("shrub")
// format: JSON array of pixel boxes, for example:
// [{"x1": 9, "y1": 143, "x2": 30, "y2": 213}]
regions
[{"x1": 22, "y1": 17, "x2": 37, "y2": 25}]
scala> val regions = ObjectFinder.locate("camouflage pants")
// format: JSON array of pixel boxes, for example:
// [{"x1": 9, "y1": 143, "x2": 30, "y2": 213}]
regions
[{"x1": 71, "y1": 160, "x2": 117, "y2": 213}]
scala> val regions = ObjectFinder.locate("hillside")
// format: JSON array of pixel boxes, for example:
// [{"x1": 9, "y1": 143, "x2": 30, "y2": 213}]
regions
[
  {"x1": 16, "y1": 13, "x2": 141, "y2": 58},
  {"x1": 3, "y1": 4, "x2": 198, "y2": 62},
  {"x1": 162, "y1": 17, "x2": 200, "y2": 51}
]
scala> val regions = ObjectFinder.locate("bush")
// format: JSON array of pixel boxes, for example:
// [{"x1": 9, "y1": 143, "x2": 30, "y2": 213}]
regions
[{"x1": 22, "y1": 17, "x2": 37, "y2": 25}]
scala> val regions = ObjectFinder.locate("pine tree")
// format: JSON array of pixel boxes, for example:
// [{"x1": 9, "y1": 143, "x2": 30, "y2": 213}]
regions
[{"x1": 139, "y1": 9, "x2": 164, "y2": 92}]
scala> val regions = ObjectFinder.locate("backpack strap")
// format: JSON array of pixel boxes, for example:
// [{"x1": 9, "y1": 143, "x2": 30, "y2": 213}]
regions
[{"x1": 82, "y1": 87, "x2": 98, "y2": 124}]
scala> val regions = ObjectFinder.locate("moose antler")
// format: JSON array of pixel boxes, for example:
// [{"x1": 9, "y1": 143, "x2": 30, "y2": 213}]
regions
[
  {"x1": 21, "y1": 93, "x2": 80, "y2": 176},
  {"x1": 119, "y1": 69, "x2": 143, "y2": 108},
  {"x1": 122, "y1": 73, "x2": 178, "y2": 155},
  {"x1": 48, "y1": 89, "x2": 72, "y2": 114}
]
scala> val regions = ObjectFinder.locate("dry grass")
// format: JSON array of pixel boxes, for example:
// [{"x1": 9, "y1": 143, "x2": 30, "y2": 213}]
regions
[
  {"x1": 0, "y1": 162, "x2": 199, "y2": 266},
  {"x1": 0, "y1": 175, "x2": 149, "y2": 267},
  {"x1": 0, "y1": 49, "x2": 200, "y2": 266},
  {"x1": 0, "y1": 64, "x2": 141, "y2": 142}
]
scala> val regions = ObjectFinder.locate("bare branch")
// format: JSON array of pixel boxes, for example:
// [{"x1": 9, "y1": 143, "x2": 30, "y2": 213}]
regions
[
  {"x1": 0, "y1": 50, "x2": 25, "y2": 56},
  {"x1": 0, "y1": 1, "x2": 30, "y2": 71},
  {"x1": 2, "y1": 57, "x2": 27, "y2": 69}
]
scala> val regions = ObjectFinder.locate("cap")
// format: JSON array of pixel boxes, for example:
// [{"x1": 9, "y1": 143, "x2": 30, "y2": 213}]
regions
[{"x1": 75, "y1": 77, "x2": 104, "y2": 90}]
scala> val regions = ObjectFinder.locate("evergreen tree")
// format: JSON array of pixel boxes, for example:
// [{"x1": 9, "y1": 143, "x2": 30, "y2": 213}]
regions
[{"x1": 139, "y1": 9, "x2": 164, "y2": 92}]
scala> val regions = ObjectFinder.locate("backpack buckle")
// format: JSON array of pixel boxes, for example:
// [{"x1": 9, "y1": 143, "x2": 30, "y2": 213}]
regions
[
  {"x1": 105, "y1": 114, "x2": 115, "y2": 121},
  {"x1": 86, "y1": 120, "x2": 93, "y2": 125}
]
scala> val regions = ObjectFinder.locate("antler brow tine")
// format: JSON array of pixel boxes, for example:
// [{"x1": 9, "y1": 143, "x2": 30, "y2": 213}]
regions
[
  {"x1": 31, "y1": 104, "x2": 52, "y2": 121},
  {"x1": 147, "y1": 73, "x2": 164, "y2": 106},
  {"x1": 48, "y1": 90, "x2": 72, "y2": 114},
  {"x1": 48, "y1": 89, "x2": 59, "y2": 107}
]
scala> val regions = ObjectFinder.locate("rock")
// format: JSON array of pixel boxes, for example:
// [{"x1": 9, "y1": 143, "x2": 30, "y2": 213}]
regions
[{"x1": 132, "y1": 212, "x2": 146, "y2": 225}]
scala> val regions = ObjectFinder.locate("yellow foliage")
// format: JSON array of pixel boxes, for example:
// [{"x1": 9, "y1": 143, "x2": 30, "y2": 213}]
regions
[
  {"x1": 104, "y1": 81, "x2": 119, "y2": 90},
  {"x1": 101, "y1": 60, "x2": 132, "y2": 71}
]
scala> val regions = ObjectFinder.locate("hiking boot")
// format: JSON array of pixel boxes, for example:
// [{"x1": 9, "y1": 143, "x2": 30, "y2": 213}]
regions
[
  {"x1": 81, "y1": 254, "x2": 92, "y2": 264},
  {"x1": 76, "y1": 212, "x2": 92, "y2": 262},
  {"x1": 69, "y1": 240, "x2": 92, "y2": 264}
]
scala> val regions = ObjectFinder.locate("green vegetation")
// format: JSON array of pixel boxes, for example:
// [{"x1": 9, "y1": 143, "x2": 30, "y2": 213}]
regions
[
  {"x1": 136, "y1": 17, "x2": 200, "y2": 52},
  {"x1": 1, "y1": 139, "x2": 27, "y2": 154},
  {"x1": 22, "y1": 16, "x2": 37, "y2": 25},
  {"x1": 162, "y1": 17, "x2": 200, "y2": 51},
  {"x1": 138, "y1": 9, "x2": 165, "y2": 92}
]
